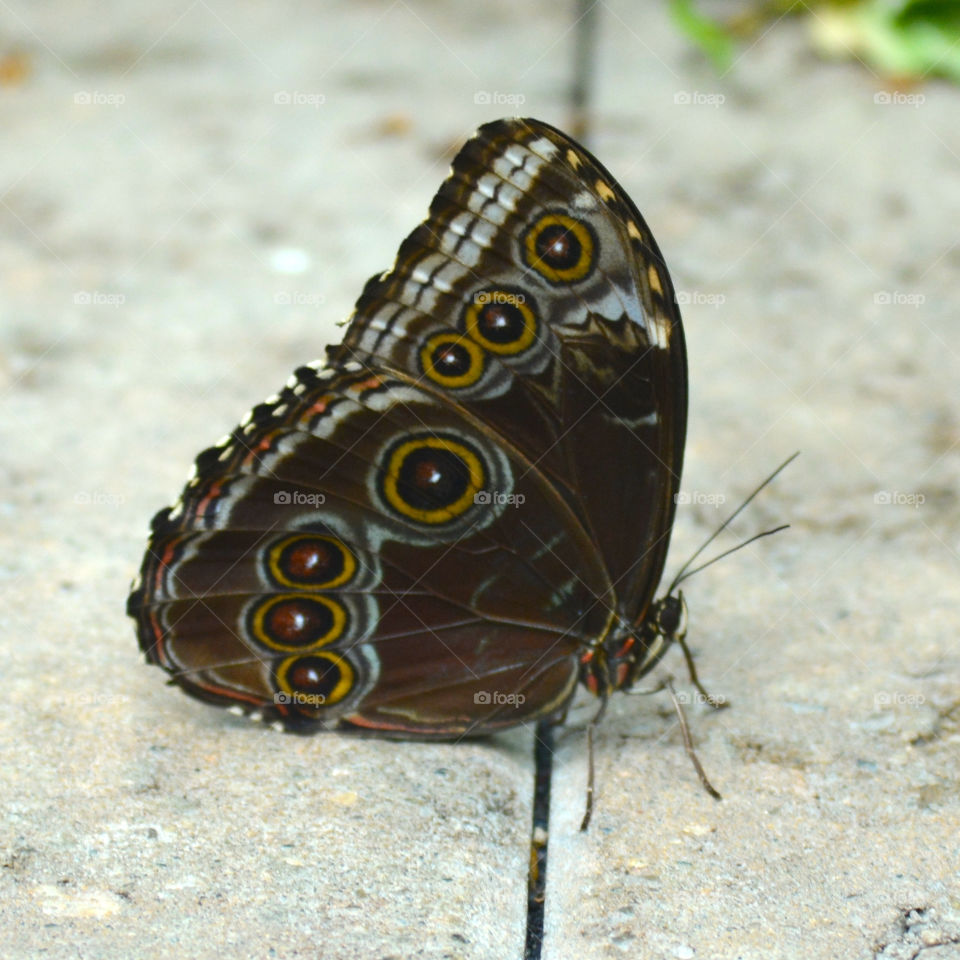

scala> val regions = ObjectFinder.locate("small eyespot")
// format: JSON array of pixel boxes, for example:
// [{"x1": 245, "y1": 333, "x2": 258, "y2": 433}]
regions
[
  {"x1": 378, "y1": 434, "x2": 485, "y2": 525},
  {"x1": 266, "y1": 534, "x2": 356, "y2": 590},
  {"x1": 522, "y1": 212, "x2": 597, "y2": 284},
  {"x1": 274, "y1": 652, "x2": 354, "y2": 708},
  {"x1": 463, "y1": 289, "x2": 537, "y2": 356},
  {"x1": 419, "y1": 332, "x2": 486, "y2": 388},
  {"x1": 249, "y1": 594, "x2": 346, "y2": 652}
]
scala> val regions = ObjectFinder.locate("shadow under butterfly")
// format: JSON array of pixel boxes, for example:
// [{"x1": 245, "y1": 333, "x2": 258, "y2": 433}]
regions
[{"x1": 127, "y1": 117, "x2": 790, "y2": 828}]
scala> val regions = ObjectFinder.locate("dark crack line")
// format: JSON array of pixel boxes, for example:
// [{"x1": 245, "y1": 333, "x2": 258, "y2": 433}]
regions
[{"x1": 524, "y1": 721, "x2": 554, "y2": 960}]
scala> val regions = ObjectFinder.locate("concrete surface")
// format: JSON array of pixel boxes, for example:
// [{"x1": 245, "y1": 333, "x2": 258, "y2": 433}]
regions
[{"x1": 1, "y1": 2, "x2": 958, "y2": 958}]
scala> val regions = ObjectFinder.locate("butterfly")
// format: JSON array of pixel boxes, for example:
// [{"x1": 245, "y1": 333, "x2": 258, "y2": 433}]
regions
[{"x1": 127, "y1": 117, "x2": 695, "y2": 746}]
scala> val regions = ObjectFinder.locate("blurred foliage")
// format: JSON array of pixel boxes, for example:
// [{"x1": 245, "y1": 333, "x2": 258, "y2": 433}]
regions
[
  {"x1": 669, "y1": 0, "x2": 960, "y2": 83},
  {"x1": 669, "y1": 0, "x2": 738, "y2": 70}
]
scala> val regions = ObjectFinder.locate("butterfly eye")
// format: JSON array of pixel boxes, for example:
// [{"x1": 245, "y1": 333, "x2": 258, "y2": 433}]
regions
[
  {"x1": 379, "y1": 434, "x2": 485, "y2": 525},
  {"x1": 249, "y1": 594, "x2": 347, "y2": 652},
  {"x1": 274, "y1": 652, "x2": 355, "y2": 709},
  {"x1": 522, "y1": 212, "x2": 597, "y2": 284},
  {"x1": 266, "y1": 534, "x2": 356, "y2": 589},
  {"x1": 463, "y1": 289, "x2": 538, "y2": 356},
  {"x1": 419, "y1": 332, "x2": 486, "y2": 388}
]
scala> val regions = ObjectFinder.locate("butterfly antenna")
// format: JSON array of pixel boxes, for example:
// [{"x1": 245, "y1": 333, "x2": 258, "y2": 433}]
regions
[
  {"x1": 666, "y1": 451, "x2": 799, "y2": 595},
  {"x1": 672, "y1": 524, "x2": 790, "y2": 589}
]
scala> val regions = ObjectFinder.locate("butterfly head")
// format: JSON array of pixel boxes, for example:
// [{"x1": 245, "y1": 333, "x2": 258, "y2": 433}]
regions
[
  {"x1": 650, "y1": 590, "x2": 688, "y2": 647},
  {"x1": 584, "y1": 590, "x2": 688, "y2": 695}
]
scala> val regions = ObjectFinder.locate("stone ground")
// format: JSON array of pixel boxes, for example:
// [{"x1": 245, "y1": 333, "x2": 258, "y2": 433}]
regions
[{"x1": 1, "y1": 2, "x2": 958, "y2": 958}]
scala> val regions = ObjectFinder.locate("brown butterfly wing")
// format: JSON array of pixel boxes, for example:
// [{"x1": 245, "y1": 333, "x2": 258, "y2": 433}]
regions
[{"x1": 128, "y1": 117, "x2": 686, "y2": 733}]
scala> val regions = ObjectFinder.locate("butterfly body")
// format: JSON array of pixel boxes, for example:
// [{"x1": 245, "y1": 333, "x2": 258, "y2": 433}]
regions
[{"x1": 128, "y1": 118, "x2": 688, "y2": 738}]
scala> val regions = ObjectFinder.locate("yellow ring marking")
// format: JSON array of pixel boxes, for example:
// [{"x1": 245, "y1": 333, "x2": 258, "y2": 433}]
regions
[
  {"x1": 267, "y1": 534, "x2": 356, "y2": 590},
  {"x1": 382, "y1": 436, "x2": 485, "y2": 525},
  {"x1": 251, "y1": 593, "x2": 346, "y2": 652},
  {"x1": 463, "y1": 293, "x2": 537, "y2": 356},
  {"x1": 523, "y1": 213, "x2": 595, "y2": 284},
  {"x1": 276, "y1": 652, "x2": 354, "y2": 706},
  {"x1": 419, "y1": 332, "x2": 486, "y2": 388}
]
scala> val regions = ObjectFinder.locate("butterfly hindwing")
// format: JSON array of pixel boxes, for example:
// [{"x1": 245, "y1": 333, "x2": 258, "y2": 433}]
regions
[{"x1": 129, "y1": 364, "x2": 614, "y2": 734}]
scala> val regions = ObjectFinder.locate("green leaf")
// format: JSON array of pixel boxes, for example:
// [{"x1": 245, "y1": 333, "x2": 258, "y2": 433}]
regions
[{"x1": 669, "y1": 0, "x2": 737, "y2": 71}]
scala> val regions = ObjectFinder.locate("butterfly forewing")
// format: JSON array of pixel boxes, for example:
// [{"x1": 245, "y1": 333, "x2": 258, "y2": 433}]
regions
[{"x1": 335, "y1": 118, "x2": 686, "y2": 627}]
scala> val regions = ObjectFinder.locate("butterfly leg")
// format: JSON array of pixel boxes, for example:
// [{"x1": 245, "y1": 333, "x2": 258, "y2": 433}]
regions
[
  {"x1": 625, "y1": 675, "x2": 722, "y2": 802},
  {"x1": 665, "y1": 677, "x2": 722, "y2": 801},
  {"x1": 579, "y1": 691, "x2": 609, "y2": 832},
  {"x1": 677, "y1": 633, "x2": 729, "y2": 710}
]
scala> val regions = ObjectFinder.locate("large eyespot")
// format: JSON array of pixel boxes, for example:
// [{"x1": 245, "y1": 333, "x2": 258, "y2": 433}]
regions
[
  {"x1": 249, "y1": 594, "x2": 346, "y2": 652},
  {"x1": 378, "y1": 434, "x2": 485, "y2": 525},
  {"x1": 274, "y1": 652, "x2": 354, "y2": 708},
  {"x1": 522, "y1": 212, "x2": 597, "y2": 284},
  {"x1": 463, "y1": 289, "x2": 538, "y2": 356},
  {"x1": 419, "y1": 332, "x2": 486, "y2": 388},
  {"x1": 266, "y1": 534, "x2": 356, "y2": 590}
]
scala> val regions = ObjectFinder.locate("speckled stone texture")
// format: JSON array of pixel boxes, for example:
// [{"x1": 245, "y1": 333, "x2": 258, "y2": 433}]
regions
[{"x1": 1, "y1": 2, "x2": 958, "y2": 958}]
